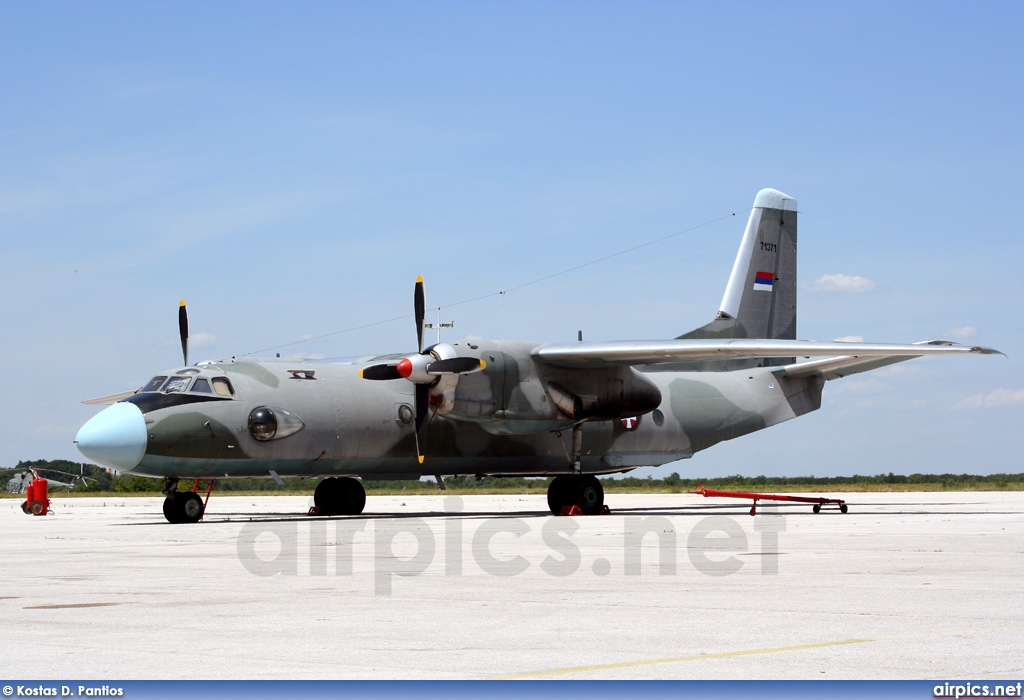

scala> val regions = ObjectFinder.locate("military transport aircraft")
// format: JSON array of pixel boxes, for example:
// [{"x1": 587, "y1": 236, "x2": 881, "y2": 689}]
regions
[{"x1": 75, "y1": 189, "x2": 1000, "y2": 523}]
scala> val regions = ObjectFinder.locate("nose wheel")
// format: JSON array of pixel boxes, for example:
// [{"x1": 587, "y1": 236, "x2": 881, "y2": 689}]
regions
[
  {"x1": 161, "y1": 478, "x2": 212, "y2": 524},
  {"x1": 162, "y1": 491, "x2": 205, "y2": 524}
]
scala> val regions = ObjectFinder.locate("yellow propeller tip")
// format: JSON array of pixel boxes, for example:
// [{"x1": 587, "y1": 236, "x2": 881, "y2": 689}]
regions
[
  {"x1": 179, "y1": 299, "x2": 186, "y2": 307},
  {"x1": 358, "y1": 369, "x2": 364, "y2": 378},
  {"x1": 416, "y1": 275, "x2": 424, "y2": 283},
  {"x1": 479, "y1": 359, "x2": 487, "y2": 369},
  {"x1": 417, "y1": 455, "x2": 425, "y2": 464}
]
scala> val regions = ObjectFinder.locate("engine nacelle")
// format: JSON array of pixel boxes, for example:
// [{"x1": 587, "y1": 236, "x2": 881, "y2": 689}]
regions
[{"x1": 423, "y1": 343, "x2": 459, "y2": 415}]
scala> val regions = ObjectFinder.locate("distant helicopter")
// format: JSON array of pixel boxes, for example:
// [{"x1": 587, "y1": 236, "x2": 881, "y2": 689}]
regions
[{"x1": 5, "y1": 468, "x2": 89, "y2": 495}]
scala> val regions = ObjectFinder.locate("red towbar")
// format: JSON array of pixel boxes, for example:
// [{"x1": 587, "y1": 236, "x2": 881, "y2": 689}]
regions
[{"x1": 693, "y1": 484, "x2": 848, "y2": 516}]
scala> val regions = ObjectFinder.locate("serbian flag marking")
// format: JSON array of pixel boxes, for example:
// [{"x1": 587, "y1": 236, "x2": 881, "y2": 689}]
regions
[{"x1": 753, "y1": 270, "x2": 774, "y2": 292}]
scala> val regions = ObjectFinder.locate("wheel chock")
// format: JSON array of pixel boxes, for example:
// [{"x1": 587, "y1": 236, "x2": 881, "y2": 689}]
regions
[
  {"x1": 558, "y1": 504, "x2": 613, "y2": 516},
  {"x1": 307, "y1": 506, "x2": 321, "y2": 516}
]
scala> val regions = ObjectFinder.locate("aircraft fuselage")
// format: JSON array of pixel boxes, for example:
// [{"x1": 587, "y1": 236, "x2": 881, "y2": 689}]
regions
[{"x1": 80, "y1": 337, "x2": 822, "y2": 482}]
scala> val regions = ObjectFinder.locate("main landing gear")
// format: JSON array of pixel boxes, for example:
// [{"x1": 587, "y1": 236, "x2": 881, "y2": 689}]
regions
[
  {"x1": 313, "y1": 477, "x2": 366, "y2": 516},
  {"x1": 546, "y1": 474, "x2": 605, "y2": 515}
]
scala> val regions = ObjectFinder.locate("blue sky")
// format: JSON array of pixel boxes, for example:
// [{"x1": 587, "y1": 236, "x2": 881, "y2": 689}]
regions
[{"x1": 2, "y1": 1, "x2": 1021, "y2": 478}]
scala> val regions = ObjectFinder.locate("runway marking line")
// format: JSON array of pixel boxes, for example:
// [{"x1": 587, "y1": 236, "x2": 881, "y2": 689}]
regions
[
  {"x1": 494, "y1": 622, "x2": 1024, "y2": 679},
  {"x1": 492, "y1": 638, "x2": 875, "y2": 679},
  {"x1": 24, "y1": 602, "x2": 123, "y2": 610}
]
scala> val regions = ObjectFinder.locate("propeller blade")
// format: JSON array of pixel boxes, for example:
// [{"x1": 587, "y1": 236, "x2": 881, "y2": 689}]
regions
[
  {"x1": 178, "y1": 299, "x2": 189, "y2": 366},
  {"x1": 359, "y1": 364, "x2": 403, "y2": 381},
  {"x1": 414, "y1": 383, "x2": 429, "y2": 464},
  {"x1": 426, "y1": 357, "x2": 486, "y2": 375},
  {"x1": 414, "y1": 275, "x2": 425, "y2": 354}
]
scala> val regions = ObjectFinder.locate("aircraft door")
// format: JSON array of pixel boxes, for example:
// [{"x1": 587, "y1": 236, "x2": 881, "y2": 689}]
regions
[{"x1": 483, "y1": 346, "x2": 508, "y2": 414}]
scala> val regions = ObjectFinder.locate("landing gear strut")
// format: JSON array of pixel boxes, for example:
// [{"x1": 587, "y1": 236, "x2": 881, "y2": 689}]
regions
[
  {"x1": 547, "y1": 474, "x2": 604, "y2": 515},
  {"x1": 313, "y1": 477, "x2": 366, "y2": 516}
]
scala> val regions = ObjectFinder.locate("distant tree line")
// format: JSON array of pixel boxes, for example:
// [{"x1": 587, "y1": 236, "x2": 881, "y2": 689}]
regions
[{"x1": 2, "y1": 459, "x2": 1022, "y2": 495}]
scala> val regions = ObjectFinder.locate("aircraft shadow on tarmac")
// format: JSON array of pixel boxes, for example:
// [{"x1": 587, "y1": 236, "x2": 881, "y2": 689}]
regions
[{"x1": 112, "y1": 499, "x2": 1017, "y2": 525}]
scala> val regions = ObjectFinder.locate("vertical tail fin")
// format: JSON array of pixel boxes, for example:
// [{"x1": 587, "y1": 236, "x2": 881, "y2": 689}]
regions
[{"x1": 678, "y1": 188, "x2": 797, "y2": 367}]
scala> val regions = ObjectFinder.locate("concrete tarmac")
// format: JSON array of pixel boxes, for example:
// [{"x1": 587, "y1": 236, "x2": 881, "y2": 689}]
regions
[{"x1": 1, "y1": 491, "x2": 1022, "y2": 680}]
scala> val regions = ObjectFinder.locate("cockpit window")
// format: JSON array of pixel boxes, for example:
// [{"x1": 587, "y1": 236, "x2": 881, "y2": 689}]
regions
[
  {"x1": 163, "y1": 376, "x2": 192, "y2": 393},
  {"x1": 142, "y1": 376, "x2": 168, "y2": 392},
  {"x1": 138, "y1": 374, "x2": 233, "y2": 397}
]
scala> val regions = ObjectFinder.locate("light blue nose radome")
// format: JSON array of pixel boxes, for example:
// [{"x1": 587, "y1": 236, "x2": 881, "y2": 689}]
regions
[{"x1": 75, "y1": 401, "x2": 148, "y2": 472}]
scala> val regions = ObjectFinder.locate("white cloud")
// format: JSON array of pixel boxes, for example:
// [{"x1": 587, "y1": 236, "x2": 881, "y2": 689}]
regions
[
  {"x1": 190, "y1": 332, "x2": 217, "y2": 348},
  {"x1": 805, "y1": 273, "x2": 877, "y2": 293},
  {"x1": 945, "y1": 326, "x2": 978, "y2": 339},
  {"x1": 954, "y1": 388, "x2": 1024, "y2": 410}
]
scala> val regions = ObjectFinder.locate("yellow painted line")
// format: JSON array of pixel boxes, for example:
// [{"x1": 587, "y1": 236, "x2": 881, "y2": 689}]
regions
[
  {"x1": 493, "y1": 638, "x2": 875, "y2": 679},
  {"x1": 494, "y1": 622, "x2": 1024, "y2": 680}
]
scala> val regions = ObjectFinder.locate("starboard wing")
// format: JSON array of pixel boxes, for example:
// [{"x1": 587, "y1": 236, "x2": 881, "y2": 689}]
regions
[{"x1": 532, "y1": 339, "x2": 1002, "y2": 370}]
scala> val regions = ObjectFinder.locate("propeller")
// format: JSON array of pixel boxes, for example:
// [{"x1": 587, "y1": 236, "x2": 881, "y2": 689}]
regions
[
  {"x1": 414, "y1": 275, "x2": 425, "y2": 353},
  {"x1": 82, "y1": 298, "x2": 194, "y2": 406},
  {"x1": 179, "y1": 299, "x2": 189, "y2": 366},
  {"x1": 359, "y1": 276, "x2": 485, "y2": 463}
]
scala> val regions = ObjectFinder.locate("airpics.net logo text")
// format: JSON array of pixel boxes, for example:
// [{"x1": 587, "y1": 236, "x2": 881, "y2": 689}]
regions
[
  {"x1": 235, "y1": 496, "x2": 787, "y2": 595},
  {"x1": 934, "y1": 683, "x2": 1023, "y2": 699}
]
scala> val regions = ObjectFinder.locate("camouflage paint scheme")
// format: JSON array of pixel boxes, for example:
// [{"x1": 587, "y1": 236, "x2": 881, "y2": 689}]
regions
[
  {"x1": 75, "y1": 188, "x2": 999, "y2": 515},
  {"x1": 122, "y1": 344, "x2": 823, "y2": 480}
]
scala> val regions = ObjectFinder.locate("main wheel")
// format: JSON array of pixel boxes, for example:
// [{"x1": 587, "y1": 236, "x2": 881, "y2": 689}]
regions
[
  {"x1": 547, "y1": 475, "x2": 572, "y2": 514},
  {"x1": 336, "y1": 478, "x2": 366, "y2": 515},
  {"x1": 28, "y1": 500, "x2": 45, "y2": 515},
  {"x1": 314, "y1": 477, "x2": 366, "y2": 516},
  {"x1": 576, "y1": 475, "x2": 604, "y2": 515}
]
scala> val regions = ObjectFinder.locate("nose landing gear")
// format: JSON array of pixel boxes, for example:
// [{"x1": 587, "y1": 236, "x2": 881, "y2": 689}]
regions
[{"x1": 161, "y1": 477, "x2": 213, "y2": 524}]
